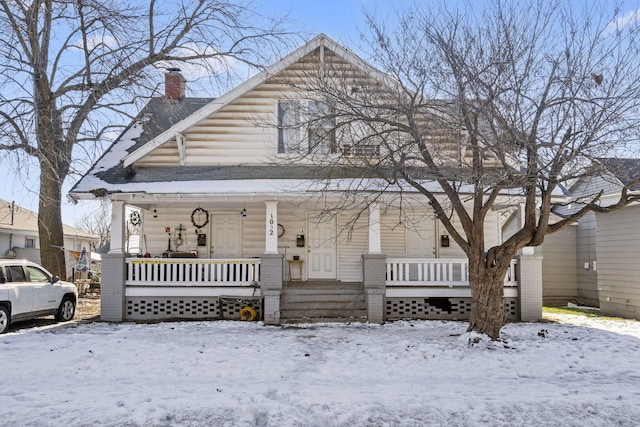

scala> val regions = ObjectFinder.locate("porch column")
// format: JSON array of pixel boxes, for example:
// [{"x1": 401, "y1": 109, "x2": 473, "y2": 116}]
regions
[
  {"x1": 102, "y1": 200, "x2": 126, "y2": 322},
  {"x1": 368, "y1": 203, "x2": 381, "y2": 254},
  {"x1": 518, "y1": 253, "x2": 543, "y2": 321},
  {"x1": 264, "y1": 200, "x2": 279, "y2": 254},
  {"x1": 362, "y1": 254, "x2": 386, "y2": 324}
]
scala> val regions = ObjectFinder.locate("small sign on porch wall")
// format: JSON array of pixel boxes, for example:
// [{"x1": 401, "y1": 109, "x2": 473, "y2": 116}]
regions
[{"x1": 197, "y1": 234, "x2": 207, "y2": 246}]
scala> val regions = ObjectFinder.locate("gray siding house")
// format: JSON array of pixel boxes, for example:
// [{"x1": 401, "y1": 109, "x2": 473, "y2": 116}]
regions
[
  {"x1": 69, "y1": 35, "x2": 545, "y2": 325},
  {"x1": 553, "y1": 158, "x2": 640, "y2": 318}
]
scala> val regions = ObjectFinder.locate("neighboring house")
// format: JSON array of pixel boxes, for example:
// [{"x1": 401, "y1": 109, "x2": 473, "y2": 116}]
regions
[
  {"x1": 69, "y1": 34, "x2": 545, "y2": 325},
  {"x1": 0, "y1": 198, "x2": 100, "y2": 281},
  {"x1": 555, "y1": 158, "x2": 640, "y2": 319},
  {"x1": 503, "y1": 210, "x2": 578, "y2": 307}
]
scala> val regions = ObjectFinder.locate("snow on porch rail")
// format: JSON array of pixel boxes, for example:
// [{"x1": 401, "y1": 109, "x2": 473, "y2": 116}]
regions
[
  {"x1": 385, "y1": 258, "x2": 518, "y2": 287},
  {"x1": 125, "y1": 258, "x2": 260, "y2": 286}
]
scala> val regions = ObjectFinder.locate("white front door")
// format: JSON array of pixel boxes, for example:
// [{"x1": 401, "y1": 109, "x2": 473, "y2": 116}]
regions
[
  {"x1": 211, "y1": 215, "x2": 242, "y2": 258},
  {"x1": 406, "y1": 216, "x2": 436, "y2": 258},
  {"x1": 307, "y1": 215, "x2": 337, "y2": 279}
]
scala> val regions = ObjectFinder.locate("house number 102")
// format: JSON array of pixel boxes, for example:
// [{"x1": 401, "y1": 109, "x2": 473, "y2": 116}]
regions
[{"x1": 269, "y1": 213, "x2": 274, "y2": 235}]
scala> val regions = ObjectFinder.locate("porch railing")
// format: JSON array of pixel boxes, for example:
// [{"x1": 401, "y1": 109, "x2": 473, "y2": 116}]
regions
[
  {"x1": 385, "y1": 258, "x2": 518, "y2": 287},
  {"x1": 125, "y1": 258, "x2": 260, "y2": 286}
]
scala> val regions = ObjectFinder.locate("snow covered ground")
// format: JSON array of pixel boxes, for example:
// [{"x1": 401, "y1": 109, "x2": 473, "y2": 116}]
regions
[{"x1": 1, "y1": 313, "x2": 639, "y2": 426}]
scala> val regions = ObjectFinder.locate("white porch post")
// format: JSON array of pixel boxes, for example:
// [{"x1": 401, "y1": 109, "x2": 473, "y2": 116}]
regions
[
  {"x1": 264, "y1": 200, "x2": 279, "y2": 254},
  {"x1": 364, "y1": 202, "x2": 385, "y2": 324},
  {"x1": 261, "y1": 200, "x2": 283, "y2": 325},
  {"x1": 516, "y1": 203, "x2": 542, "y2": 320},
  {"x1": 109, "y1": 200, "x2": 126, "y2": 254},
  {"x1": 102, "y1": 199, "x2": 126, "y2": 322},
  {"x1": 368, "y1": 203, "x2": 381, "y2": 254}
]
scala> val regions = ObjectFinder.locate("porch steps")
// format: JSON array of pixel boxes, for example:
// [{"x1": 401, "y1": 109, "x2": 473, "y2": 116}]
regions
[{"x1": 280, "y1": 281, "x2": 366, "y2": 324}]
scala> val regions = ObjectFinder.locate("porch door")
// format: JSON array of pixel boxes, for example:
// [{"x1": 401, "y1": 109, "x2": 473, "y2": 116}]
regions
[
  {"x1": 210, "y1": 215, "x2": 242, "y2": 258},
  {"x1": 406, "y1": 216, "x2": 436, "y2": 258},
  {"x1": 307, "y1": 214, "x2": 337, "y2": 279}
]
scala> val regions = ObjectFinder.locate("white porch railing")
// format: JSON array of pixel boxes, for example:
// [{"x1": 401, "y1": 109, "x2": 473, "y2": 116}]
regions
[
  {"x1": 385, "y1": 258, "x2": 518, "y2": 287},
  {"x1": 125, "y1": 258, "x2": 260, "y2": 287}
]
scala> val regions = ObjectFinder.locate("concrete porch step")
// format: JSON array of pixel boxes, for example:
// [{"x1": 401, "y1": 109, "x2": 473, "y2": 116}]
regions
[
  {"x1": 284, "y1": 281, "x2": 364, "y2": 290},
  {"x1": 281, "y1": 299, "x2": 365, "y2": 310},
  {"x1": 280, "y1": 316, "x2": 368, "y2": 325},
  {"x1": 282, "y1": 292, "x2": 366, "y2": 304},
  {"x1": 281, "y1": 306, "x2": 367, "y2": 317}
]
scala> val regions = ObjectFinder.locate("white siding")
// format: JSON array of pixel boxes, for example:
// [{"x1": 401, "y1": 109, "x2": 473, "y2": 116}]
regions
[
  {"x1": 337, "y1": 211, "x2": 368, "y2": 282},
  {"x1": 136, "y1": 48, "x2": 380, "y2": 167},
  {"x1": 596, "y1": 204, "x2": 640, "y2": 319}
]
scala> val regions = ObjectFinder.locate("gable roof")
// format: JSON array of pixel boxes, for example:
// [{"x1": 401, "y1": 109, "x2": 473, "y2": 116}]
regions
[
  {"x1": 69, "y1": 34, "x2": 564, "y2": 203},
  {"x1": 0, "y1": 198, "x2": 98, "y2": 240},
  {"x1": 121, "y1": 34, "x2": 396, "y2": 168},
  {"x1": 597, "y1": 158, "x2": 640, "y2": 191},
  {"x1": 69, "y1": 34, "x2": 403, "y2": 200}
]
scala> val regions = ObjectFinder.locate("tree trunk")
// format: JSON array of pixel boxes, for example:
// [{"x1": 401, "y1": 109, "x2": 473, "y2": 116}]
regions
[
  {"x1": 467, "y1": 255, "x2": 511, "y2": 340},
  {"x1": 38, "y1": 166, "x2": 66, "y2": 280}
]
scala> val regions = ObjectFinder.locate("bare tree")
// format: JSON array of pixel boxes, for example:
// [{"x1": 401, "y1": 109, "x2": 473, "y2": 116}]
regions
[
  {"x1": 0, "y1": 0, "x2": 290, "y2": 278},
  {"x1": 76, "y1": 202, "x2": 110, "y2": 251},
  {"x1": 286, "y1": 1, "x2": 640, "y2": 338}
]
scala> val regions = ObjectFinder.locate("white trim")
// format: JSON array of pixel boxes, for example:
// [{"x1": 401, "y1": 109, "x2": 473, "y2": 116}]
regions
[
  {"x1": 125, "y1": 287, "x2": 259, "y2": 297},
  {"x1": 368, "y1": 203, "x2": 381, "y2": 254},
  {"x1": 386, "y1": 287, "x2": 518, "y2": 298},
  {"x1": 265, "y1": 201, "x2": 279, "y2": 254},
  {"x1": 109, "y1": 201, "x2": 126, "y2": 254},
  {"x1": 176, "y1": 132, "x2": 186, "y2": 166}
]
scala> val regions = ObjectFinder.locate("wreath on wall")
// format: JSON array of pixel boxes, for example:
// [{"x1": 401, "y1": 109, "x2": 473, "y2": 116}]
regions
[
  {"x1": 129, "y1": 210, "x2": 141, "y2": 226},
  {"x1": 191, "y1": 207, "x2": 209, "y2": 229}
]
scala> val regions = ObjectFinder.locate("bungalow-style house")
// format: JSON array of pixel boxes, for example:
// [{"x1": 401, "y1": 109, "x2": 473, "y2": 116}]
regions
[
  {"x1": 0, "y1": 198, "x2": 99, "y2": 281},
  {"x1": 552, "y1": 158, "x2": 640, "y2": 319},
  {"x1": 69, "y1": 34, "x2": 544, "y2": 325}
]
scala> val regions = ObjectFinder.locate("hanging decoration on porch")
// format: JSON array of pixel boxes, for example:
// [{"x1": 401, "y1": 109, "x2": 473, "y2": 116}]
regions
[
  {"x1": 129, "y1": 210, "x2": 141, "y2": 227},
  {"x1": 174, "y1": 223, "x2": 186, "y2": 247},
  {"x1": 191, "y1": 207, "x2": 209, "y2": 229}
]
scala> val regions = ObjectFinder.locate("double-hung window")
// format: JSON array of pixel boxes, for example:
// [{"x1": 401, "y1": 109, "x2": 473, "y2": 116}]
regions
[
  {"x1": 277, "y1": 101, "x2": 301, "y2": 154},
  {"x1": 277, "y1": 100, "x2": 336, "y2": 155},
  {"x1": 307, "y1": 100, "x2": 337, "y2": 154}
]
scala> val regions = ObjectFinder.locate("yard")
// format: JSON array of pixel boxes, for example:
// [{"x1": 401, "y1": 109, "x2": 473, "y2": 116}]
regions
[{"x1": 1, "y1": 307, "x2": 639, "y2": 426}]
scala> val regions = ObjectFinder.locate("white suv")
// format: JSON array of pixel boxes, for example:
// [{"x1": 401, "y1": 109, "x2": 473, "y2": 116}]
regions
[{"x1": 0, "y1": 259, "x2": 78, "y2": 334}]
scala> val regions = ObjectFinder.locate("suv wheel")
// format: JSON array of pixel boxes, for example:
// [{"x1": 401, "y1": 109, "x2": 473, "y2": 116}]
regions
[
  {"x1": 55, "y1": 297, "x2": 76, "y2": 322},
  {"x1": 0, "y1": 306, "x2": 10, "y2": 334}
]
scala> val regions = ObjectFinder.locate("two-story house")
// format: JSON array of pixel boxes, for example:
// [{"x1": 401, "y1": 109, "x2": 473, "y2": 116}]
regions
[{"x1": 69, "y1": 35, "x2": 543, "y2": 325}]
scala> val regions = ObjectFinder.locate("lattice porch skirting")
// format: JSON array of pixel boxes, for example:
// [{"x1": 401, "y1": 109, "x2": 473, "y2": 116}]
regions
[
  {"x1": 385, "y1": 297, "x2": 519, "y2": 321},
  {"x1": 126, "y1": 296, "x2": 263, "y2": 321}
]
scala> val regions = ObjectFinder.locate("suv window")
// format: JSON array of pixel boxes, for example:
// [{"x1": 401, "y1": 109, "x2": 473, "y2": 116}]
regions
[
  {"x1": 27, "y1": 266, "x2": 49, "y2": 282},
  {"x1": 6, "y1": 266, "x2": 27, "y2": 282},
  {"x1": 0, "y1": 267, "x2": 5, "y2": 283}
]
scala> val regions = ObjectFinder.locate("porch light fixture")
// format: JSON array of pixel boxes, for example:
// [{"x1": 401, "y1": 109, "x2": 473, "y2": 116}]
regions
[{"x1": 153, "y1": 208, "x2": 158, "y2": 218}]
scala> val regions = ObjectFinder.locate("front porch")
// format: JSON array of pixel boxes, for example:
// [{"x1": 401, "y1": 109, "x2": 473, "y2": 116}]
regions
[
  {"x1": 100, "y1": 199, "x2": 543, "y2": 325},
  {"x1": 112, "y1": 255, "x2": 535, "y2": 323}
]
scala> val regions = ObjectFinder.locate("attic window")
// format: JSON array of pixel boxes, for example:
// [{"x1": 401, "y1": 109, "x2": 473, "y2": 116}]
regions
[
  {"x1": 307, "y1": 100, "x2": 336, "y2": 154},
  {"x1": 277, "y1": 101, "x2": 300, "y2": 154},
  {"x1": 277, "y1": 99, "x2": 336, "y2": 155}
]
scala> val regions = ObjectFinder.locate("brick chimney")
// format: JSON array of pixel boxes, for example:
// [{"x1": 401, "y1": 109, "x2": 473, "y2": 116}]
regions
[{"x1": 165, "y1": 68, "x2": 186, "y2": 100}]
